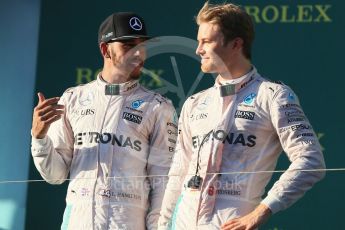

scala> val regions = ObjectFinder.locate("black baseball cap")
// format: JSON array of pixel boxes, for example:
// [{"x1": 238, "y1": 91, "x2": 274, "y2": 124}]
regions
[{"x1": 98, "y1": 12, "x2": 151, "y2": 44}]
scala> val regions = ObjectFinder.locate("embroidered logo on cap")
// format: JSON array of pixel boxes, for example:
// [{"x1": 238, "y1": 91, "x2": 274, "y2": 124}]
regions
[
  {"x1": 129, "y1": 17, "x2": 142, "y2": 31},
  {"x1": 102, "y1": 32, "x2": 114, "y2": 39}
]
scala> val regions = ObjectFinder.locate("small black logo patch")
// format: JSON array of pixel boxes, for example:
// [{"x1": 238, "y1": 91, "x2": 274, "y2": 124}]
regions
[
  {"x1": 123, "y1": 112, "x2": 142, "y2": 124},
  {"x1": 234, "y1": 110, "x2": 255, "y2": 120}
]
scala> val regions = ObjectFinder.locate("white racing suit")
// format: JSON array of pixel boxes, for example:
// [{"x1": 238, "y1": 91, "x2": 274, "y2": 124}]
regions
[
  {"x1": 31, "y1": 75, "x2": 178, "y2": 230},
  {"x1": 158, "y1": 67, "x2": 325, "y2": 229}
]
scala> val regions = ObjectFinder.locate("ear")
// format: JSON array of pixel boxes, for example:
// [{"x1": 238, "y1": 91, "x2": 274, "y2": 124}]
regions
[
  {"x1": 100, "y1": 42, "x2": 111, "y2": 58},
  {"x1": 232, "y1": 37, "x2": 244, "y2": 51}
]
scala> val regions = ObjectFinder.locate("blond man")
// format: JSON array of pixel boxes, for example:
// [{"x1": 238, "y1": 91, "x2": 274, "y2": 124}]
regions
[{"x1": 158, "y1": 2, "x2": 325, "y2": 230}]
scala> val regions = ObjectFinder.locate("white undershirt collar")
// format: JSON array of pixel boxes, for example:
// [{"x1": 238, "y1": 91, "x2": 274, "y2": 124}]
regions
[{"x1": 219, "y1": 67, "x2": 254, "y2": 85}]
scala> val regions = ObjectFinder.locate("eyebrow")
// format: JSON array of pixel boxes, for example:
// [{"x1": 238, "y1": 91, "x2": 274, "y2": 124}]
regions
[{"x1": 197, "y1": 38, "x2": 212, "y2": 42}]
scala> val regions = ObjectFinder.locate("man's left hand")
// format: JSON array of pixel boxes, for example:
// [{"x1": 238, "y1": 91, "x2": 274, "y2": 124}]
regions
[{"x1": 221, "y1": 204, "x2": 272, "y2": 230}]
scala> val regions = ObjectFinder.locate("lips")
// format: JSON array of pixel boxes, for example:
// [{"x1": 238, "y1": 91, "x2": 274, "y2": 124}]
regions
[
  {"x1": 129, "y1": 59, "x2": 144, "y2": 67},
  {"x1": 201, "y1": 58, "x2": 209, "y2": 64}
]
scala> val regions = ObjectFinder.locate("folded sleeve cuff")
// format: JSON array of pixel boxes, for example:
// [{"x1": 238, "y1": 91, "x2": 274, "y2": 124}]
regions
[
  {"x1": 261, "y1": 194, "x2": 284, "y2": 214},
  {"x1": 31, "y1": 136, "x2": 50, "y2": 156},
  {"x1": 32, "y1": 136, "x2": 48, "y2": 146}
]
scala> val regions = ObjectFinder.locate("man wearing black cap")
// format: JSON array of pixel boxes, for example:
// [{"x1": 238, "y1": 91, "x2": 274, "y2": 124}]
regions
[{"x1": 31, "y1": 12, "x2": 177, "y2": 230}]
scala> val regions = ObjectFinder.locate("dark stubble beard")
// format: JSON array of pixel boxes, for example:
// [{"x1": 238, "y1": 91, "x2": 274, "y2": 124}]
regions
[
  {"x1": 129, "y1": 63, "x2": 144, "y2": 80},
  {"x1": 112, "y1": 55, "x2": 143, "y2": 81},
  {"x1": 129, "y1": 71, "x2": 141, "y2": 80}
]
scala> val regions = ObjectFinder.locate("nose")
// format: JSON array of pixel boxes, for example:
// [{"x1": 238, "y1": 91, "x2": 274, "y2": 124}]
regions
[
  {"x1": 196, "y1": 42, "x2": 204, "y2": 56},
  {"x1": 133, "y1": 48, "x2": 140, "y2": 56},
  {"x1": 133, "y1": 45, "x2": 146, "y2": 58}
]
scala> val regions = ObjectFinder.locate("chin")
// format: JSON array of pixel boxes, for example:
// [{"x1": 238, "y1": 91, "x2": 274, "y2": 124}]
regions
[
  {"x1": 129, "y1": 72, "x2": 141, "y2": 80},
  {"x1": 130, "y1": 68, "x2": 142, "y2": 80},
  {"x1": 130, "y1": 65, "x2": 142, "y2": 80},
  {"x1": 130, "y1": 74, "x2": 141, "y2": 80},
  {"x1": 201, "y1": 64, "x2": 215, "y2": 73}
]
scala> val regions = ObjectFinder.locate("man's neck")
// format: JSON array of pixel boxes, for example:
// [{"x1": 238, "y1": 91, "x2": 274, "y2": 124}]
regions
[
  {"x1": 218, "y1": 59, "x2": 252, "y2": 82},
  {"x1": 101, "y1": 65, "x2": 131, "y2": 84}
]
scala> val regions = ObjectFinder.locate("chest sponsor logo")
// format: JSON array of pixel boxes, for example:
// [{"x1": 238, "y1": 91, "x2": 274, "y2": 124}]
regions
[
  {"x1": 79, "y1": 92, "x2": 94, "y2": 106},
  {"x1": 217, "y1": 189, "x2": 241, "y2": 196},
  {"x1": 197, "y1": 96, "x2": 212, "y2": 110},
  {"x1": 209, "y1": 178, "x2": 242, "y2": 196},
  {"x1": 287, "y1": 117, "x2": 304, "y2": 123},
  {"x1": 190, "y1": 113, "x2": 208, "y2": 122},
  {"x1": 243, "y1": 93, "x2": 256, "y2": 105},
  {"x1": 80, "y1": 188, "x2": 90, "y2": 197},
  {"x1": 168, "y1": 138, "x2": 176, "y2": 144},
  {"x1": 173, "y1": 111, "x2": 178, "y2": 124},
  {"x1": 168, "y1": 146, "x2": 175, "y2": 152},
  {"x1": 280, "y1": 103, "x2": 300, "y2": 109},
  {"x1": 240, "y1": 76, "x2": 254, "y2": 89},
  {"x1": 279, "y1": 126, "x2": 290, "y2": 133},
  {"x1": 125, "y1": 83, "x2": 138, "y2": 92},
  {"x1": 192, "y1": 130, "x2": 256, "y2": 148},
  {"x1": 296, "y1": 133, "x2": 314, "y2": 138},
  {"x1": 123, "y1": 112, "x2": 142, "y2": 124},
  {"x1": 167, "y1": 129, "x2": 178, "y2": 136},
  {"x1": 238, "y1": 103, "x2": 255, "y2": 108},
  {"x1": 291, "y1": 124, "x2": 310, "y2": 131},
  {"x1": 98, "y1": 189, "x2": 142, "y2": 200},
  {"x1": 155, "y1": 96, "x2": 167, "y2": 104},
  {"x1": 167, "y1": 122, "x2": 178, "y2": 129},
  {"x1": 75, "y1": 132, "x2": 141, "y2": 151},
  {"x1": 125, "y1": 106, "x2": 143, "y2": 113},
  {"x1": 131, "y1": 99, "x2": 144, "y2": 109},
  {"x1": 285, "y1": 109, "x2": 304, "y2": 117},
  {"x1": 279, "y1": 124, "x2": 311, "y2": 133},
  {"x1": 72, "y1": 108, "x2": 95, "y2": 116},
  {"x1": 288, "y1": 92, "x2": 295, "y2": 101},
  {"x1": 300, "y1": 140, "x2": 317, "y2": 146},
  {"x1": 167, "y1": 123, "x2": 177, "y2": 152},
  {"x1": 234, "y1": 110, "x2": 255, "y2": 120}
]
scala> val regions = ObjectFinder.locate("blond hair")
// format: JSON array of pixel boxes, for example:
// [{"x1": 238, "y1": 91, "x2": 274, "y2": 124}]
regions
[{"x1": 196, "y1": 1, "x2": 255, "y2": 59}]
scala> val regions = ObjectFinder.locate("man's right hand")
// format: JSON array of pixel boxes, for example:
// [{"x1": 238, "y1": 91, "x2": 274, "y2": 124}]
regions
[{"x1": 31, "y1": 92, "x2": 65, "y2": 139}]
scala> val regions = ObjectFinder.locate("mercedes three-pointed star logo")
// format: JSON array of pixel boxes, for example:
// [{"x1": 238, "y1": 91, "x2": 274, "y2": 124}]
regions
[
  {"x1": 129, "y1": 17, "x2": 142, "y2": 31},
  {"x1": 79, "y1": 92, "x2": 94, "y2": 106}
]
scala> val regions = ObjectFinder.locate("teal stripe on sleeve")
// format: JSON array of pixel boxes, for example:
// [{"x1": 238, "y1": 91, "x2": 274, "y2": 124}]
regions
[
  {"x1": 61, "y1": 205, "x2": 72, "y2": 230},
  {"x1": 170, "y1": 194, "x2": 183, "y2": 230}
]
